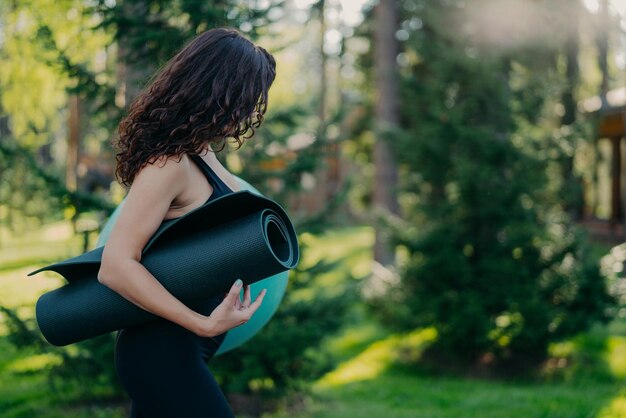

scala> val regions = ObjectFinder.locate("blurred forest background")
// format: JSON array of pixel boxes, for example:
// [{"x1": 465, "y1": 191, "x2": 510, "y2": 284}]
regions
[{"x1": 4, "y1": 0, "x2": 626, "y2": 417}]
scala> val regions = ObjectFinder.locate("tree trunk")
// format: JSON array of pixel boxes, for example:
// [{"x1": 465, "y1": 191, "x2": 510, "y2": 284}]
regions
[
  {"x1": 561, "y1": 31, "x2": 578, "y2": 126},
  {"x1": 561, "y1": 1, "x2": 582, "y2": 219},
  {"x1": 66, "y1": 94, "x2": 80, "y2": 192},
  {"x1": 598, "y1": 0, "x2": 610, "y2": 111},
  {"x1": 373, "y1": 0, "x2": 400, "y2": 266},
  {"x1": 317, "y1": 0, "x2": 333, "y2": 204},
  {"x1": 611, "y1": 136, "x2": 622, "y2": 228},
  {"x1": 591, "y1": 0, "x2": 610, "y2": 217},
  {"x1": 0, "y1": 115, "x2": 9, "y2": 249}
]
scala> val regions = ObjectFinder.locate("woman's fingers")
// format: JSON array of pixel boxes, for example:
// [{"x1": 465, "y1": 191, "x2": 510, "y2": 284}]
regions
[
  {"x1": 209, "y1": 285, "x2": 268, "y2": 332},
  {"x1": 234, "y1": 288, "x2": 266, "y2": 323},
  {"x1": 246, "y1": 288, "x2": 267, "y2": 316},
  {"x1": 223, "y1": 279, "x2": 266, "y2": 316},
  {"x1": 242, "y1": 285, "x2": 252, "y2": 308},
  {"x1": 225, "y1": 279, "x2": 244, "y2": 306}
]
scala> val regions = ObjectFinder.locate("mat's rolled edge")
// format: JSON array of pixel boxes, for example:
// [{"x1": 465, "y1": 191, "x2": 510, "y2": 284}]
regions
[{"x1": 262, "y1": 212, "x2": 294, "y2": 268}]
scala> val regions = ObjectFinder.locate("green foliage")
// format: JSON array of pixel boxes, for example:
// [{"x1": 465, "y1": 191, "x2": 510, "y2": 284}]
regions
[
  {"x1": 0, "y1": 140, "x2": 115, "y2": 235},
  {"x1": 363, "y1": 1, "x2": 616, "y2": 368},
  {"x1": 0, "y1": 0, "x2": 117, "y2": 232},
  {"x1": 94, "y1": 0, "x2": 277, "y2": 74},
  {"x1": 0, "y1": 306, "x2": 46, "y2": 350},
  {"x1": 0, "y1": 305, "x2": 122, "y2": 400},
  {"x1": 47, "y1": 334, "x2": 123, "y2": 400},
  {"x1": 0, "y1": 0, "x2": 113, "y2": 146}
]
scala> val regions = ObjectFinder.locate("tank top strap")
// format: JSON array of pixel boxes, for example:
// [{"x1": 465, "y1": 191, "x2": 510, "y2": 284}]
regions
[{"x1": 189, "y1": 154, "x2": 234, "y2": 197}]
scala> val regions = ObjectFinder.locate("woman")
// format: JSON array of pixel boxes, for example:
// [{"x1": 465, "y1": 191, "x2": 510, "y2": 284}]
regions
[{"x1": 97, "y1": 28, "x2": 277, "y2": 417}]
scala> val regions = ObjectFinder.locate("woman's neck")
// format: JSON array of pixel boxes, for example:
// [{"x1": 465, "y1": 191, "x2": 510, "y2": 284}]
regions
[{"x1": 196, "y1": 142, "x2": 221, "y2": 160}]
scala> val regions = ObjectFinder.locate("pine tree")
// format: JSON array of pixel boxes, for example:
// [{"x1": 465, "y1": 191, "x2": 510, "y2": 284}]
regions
[{"x1": 363, "y1": 0, "x2": 616, "y2": 369}]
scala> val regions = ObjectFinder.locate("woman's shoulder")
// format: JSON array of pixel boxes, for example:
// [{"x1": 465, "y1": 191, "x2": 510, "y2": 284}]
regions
[
  {"x1": 134, "y1": 153, "x2": 192, "y2": 188},
  {"x1": 144, "y1": 153, "x2": 191, "y2": 168}
]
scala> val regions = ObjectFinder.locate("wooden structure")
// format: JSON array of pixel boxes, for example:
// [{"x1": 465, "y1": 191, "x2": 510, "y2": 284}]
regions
[{"x1": 581, "y1": 87, "x2": 626, "y2": 241}]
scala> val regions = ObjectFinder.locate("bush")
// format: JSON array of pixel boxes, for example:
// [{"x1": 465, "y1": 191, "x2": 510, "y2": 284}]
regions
[{"x1": 370, "y1": 131, "x2": 615, "y2": 368}]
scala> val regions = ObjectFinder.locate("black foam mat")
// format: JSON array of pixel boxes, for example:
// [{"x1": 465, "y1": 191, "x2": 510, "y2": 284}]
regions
[{"x1": 28, "y1": 191, "x2": 299, "y2": 346}]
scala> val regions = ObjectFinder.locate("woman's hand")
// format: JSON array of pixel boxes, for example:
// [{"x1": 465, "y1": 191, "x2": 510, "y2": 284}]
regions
[{"x1": 194, "y1": 279, "x2": 267, "y2": 338}]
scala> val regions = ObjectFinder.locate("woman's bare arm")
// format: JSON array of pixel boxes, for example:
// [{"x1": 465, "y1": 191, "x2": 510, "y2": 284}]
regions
[{"x1": 97, "y1": 155, "x2": 264, "y2": 337}]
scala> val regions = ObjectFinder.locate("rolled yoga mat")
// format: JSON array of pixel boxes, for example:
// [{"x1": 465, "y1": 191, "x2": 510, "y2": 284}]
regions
[
  {"x1": 28, "y1": 188, "x2": 299, "y2": 347},
  {"x1": 94, "y1": 177, "x2": 291, "y2": 355}
]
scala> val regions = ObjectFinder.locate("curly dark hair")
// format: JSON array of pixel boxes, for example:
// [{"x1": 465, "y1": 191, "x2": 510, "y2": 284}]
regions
[{"x1": 114, "y1": 27, "x2": 276, "y2": 187}]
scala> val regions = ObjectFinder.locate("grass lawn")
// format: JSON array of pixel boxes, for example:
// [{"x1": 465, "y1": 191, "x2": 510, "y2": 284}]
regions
[
  {"x1": 2, "y1": 222, "x2": 626, "y2": 417},
  {"x1": 274, "y1": 371, "x2": 626, "y2": 418},
  {"x1": 265, "y1": 324, "x2": 626, "y2": 418}
]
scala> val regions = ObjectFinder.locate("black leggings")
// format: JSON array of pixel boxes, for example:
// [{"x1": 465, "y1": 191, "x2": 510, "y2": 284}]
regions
[{"x1": 114, "y1": 295, "x2": 234, "y2": 418}]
